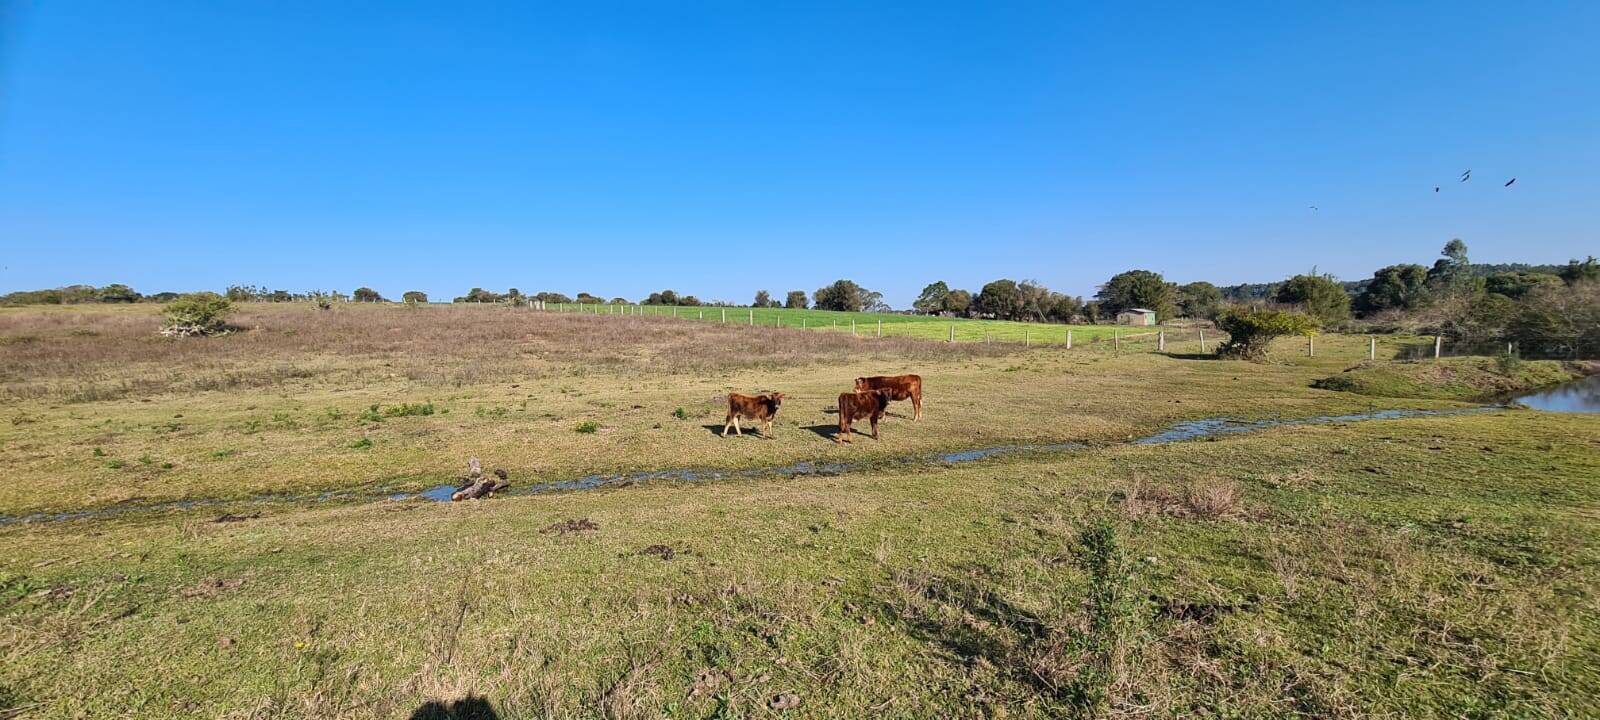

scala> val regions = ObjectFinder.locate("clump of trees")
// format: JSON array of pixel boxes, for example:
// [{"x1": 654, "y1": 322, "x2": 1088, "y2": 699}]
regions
[
  {"x1": 353, "y1": 287, "x2": 385, "y2": 303},
  {"x1": 1097, "y1": 270, "x2": 1177, "y2": 320},
  {"x1": 913, "y1": 279, "x2": 1078, "y2": 321},
  {"x1": 1274, "y1": 273, "x2": 1350, "y2": 324},
  {"x1": 1, "y1": 284, "x2": 145, "y2": 305},
  {"x1": 1177, "y1": 282, "x2": 1223, "y2": 320},
  {"x1": 1214, "y1": 306, "x2": 1320, "y2": 361},
  {"x1": 813, "y1": 280, "x2": 887, "y2": 312},
  {"x1": 643, "y1": 290, "x2": 702, "y2": 306},
  {"x1": 402, "y1": 291, "x2": 428, "y2": 304},
  {"x1": 160, "y1": 293, "x2": 235, "y2": 337},
  {"x1": 785, "y1": 291, "x2": 808, "y2": 309}
]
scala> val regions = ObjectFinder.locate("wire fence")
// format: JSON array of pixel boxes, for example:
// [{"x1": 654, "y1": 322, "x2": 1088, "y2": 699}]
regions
[{"x1": 522, "y1": 301, "x2": 1599, "y2": 361}]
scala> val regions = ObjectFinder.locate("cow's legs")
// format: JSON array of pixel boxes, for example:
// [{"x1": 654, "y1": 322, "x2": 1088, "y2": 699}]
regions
[
  {"x1": 838, "y1": 418, "x2": 851, "y2": 443},
  {"x1": 912, "y1": 392, "x2": 922, "y2": 421},
  {"x1": 763, "y1": 419, "x2": 773, "y2": 438},
  {"x1": 870, "y1": 416, "x2": 880, "y2": 439},
  {"x1": 721, "y1": 414, "x2": 732, "y2": 437},
  {"x1": 733, "y1": 416, "x2": 742, "y2": 436}
]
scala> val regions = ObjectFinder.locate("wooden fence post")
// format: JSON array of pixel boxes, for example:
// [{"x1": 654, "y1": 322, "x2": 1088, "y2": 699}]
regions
[
  {"x1": 1066, "y1": 329, "x2": 1073, "y2": 349},
  {"x1": 721, "y1": 308, "x2": 726, "y2": 323},
  {"x1": 1434, "y1": 336, "x2": 1442, "y2": 359},
  {"x1": 1198, "y1": 330, "x2": 1205, "y2": 353},
  {"x1": 1114, "y1": 330, "x2": 1120, "y2": 351},
  {"x1": 949, "y1": 325, "x2": 955, "y2": 342},
  {"x1": 1369, "y1": 336, "x2": 1376, "y2": 360},
  {"x1": 1308, "y1": 335, "x2": 1315, "y2": 357},
  {"x1": 1025, "y1": 329, "x2": 1030, "y2": 347},
  {"x1": 1158, "y1": 330, "x2": 1165, "y2": 352},
  {"x1": 802, "y1": 318, "x2": 807, "y2": 329},
  {"x1": 877, "y1": 320, "x2": 882, "y2": 338},
  {"x1": 749, "y1": 309, "x2": 754, "y2": 325}
]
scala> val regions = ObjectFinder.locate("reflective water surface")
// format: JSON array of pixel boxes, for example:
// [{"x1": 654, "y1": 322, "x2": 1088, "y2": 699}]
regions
[{"x1": 1510, "y1": 375, "x2": 1600, "y2": 414}]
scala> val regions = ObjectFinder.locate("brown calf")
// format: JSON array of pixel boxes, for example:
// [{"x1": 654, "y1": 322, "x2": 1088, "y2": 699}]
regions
[
  {"x1": 854, "y1": 374, "x2": 922, "y2": 420},
  {"x1": 722, "y1": 392, "x2": 785, "y2": 438},
  {"x1": 836, "y1": 389, "x2": 892, "y2": 443}
]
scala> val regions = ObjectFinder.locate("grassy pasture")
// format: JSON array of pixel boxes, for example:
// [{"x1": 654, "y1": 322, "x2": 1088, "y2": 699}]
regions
[
  {"x1": 1, "y1": 302, "x2": 1596, "y2": 718},
  {"x1": 543, "y1": 303, "x2": 1155, "y2": 346},
  {"x1": 3, "y1": 303, "x2": 1448, "y2": 518}
]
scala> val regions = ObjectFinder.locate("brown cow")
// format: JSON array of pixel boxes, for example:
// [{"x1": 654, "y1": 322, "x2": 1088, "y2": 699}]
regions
[
  {"x1": 836, "y1": 389, "x2": 892, "y2": 443},
  {"x1": 722, "y1": 392, "x2": 785, "y2": 438},
  {"x1": 854, "y1": 374, "x2": 922, "y2": 420}
]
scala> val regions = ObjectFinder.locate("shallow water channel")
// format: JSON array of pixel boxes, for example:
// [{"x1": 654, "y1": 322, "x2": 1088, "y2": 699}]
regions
[{"x1": 1, "y1": 405, "x2": 1516, "y2": 527}]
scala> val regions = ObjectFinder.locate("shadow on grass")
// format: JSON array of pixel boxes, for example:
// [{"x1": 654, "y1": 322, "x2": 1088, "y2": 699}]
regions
[
  {"x1": 801, "y1": 424, "x2": 843, "y2": 441},
  {"x1": 701, "y1": 423, "x2": 773, "y2": 439},
  {"x1": 410, "y1": 695, "x2": 499, "y2": 720},
  {"x1": 1161, "y1": 352, "x2": 1220, "y2": 361}
]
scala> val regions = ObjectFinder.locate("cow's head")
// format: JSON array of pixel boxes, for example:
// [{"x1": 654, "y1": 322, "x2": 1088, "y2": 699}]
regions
[
  {"x1": 767, "y1": 391, "x2": 786, "y2": 407},
  {"x1": 853, "y1": 377, "x2": 869, "y2": 391}
]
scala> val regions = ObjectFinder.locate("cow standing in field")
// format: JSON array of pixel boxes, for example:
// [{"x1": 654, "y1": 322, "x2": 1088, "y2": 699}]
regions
[
  {"x1": 854, "y1": 374, "x2": 922, "y2": 421},
  {"x1": 722, "y1": 392, "x2": 785, "y2": 438},
  {"x1": 836, "y1": 388, "x2": 892, "y2": 443}
]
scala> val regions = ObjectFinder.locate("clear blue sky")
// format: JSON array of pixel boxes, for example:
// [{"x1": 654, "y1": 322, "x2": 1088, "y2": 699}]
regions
[{"x1": 1, "y1": 1, "x2": 1595, "y2": 305}]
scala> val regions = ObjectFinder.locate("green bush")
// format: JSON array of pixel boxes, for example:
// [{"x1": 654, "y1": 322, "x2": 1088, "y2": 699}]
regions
[
  {"x1": 383, "y1": 402, "x2": 435, "y2": 417},
  {"x1": 1214, "y1": 305, "x2": 1319, "y2": 361},
  {"x1": 161, "y1": 293, "x2": 234, "y2": 336},
  {"x1": 575, "y1": 421, "x2": 599, "y2": 434},
  {"x1": 349, "y1": 437, "x2": 373, "y2": 449}
]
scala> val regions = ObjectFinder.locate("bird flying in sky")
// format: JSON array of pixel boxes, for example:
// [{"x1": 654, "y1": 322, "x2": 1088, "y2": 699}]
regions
[
  {"x1": 1460, "y1": 169, "x2": 1471, "y2": 182},
  {"x1": 1504, "y1": 178, "x2": 1516, "y2": 187}
]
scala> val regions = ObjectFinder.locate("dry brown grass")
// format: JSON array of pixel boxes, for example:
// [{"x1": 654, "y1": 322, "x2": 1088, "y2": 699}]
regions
[
  {"x1": 0, "y1": 303, "x2": 1012, "y2": 402},
  {"x1": 1118, "y1": 475, "x2": 1243, "y2": 520}
]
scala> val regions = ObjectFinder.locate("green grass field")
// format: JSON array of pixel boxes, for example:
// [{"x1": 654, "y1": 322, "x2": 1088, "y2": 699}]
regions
[
  {"x1": 542, "y1": 303, "x2": 1159, "y2": 346},
  {"x1": 1, "y1": 303, "x2": 1596, "y2": 718}
]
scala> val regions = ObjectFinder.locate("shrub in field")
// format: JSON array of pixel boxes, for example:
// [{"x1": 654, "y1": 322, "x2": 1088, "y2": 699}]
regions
[
  {"x1": 160, "y1": 293, "x2": 234, "y2": 337},
  {"x1": 575, "y1": 420, "x2": 599, "y2": 434},
  {"x1": 1214, "y1": 305, "x2": 1319, "y2": 361},
  {"x1": 383, "y1": 402, "x2": 435, "y2": 417}
]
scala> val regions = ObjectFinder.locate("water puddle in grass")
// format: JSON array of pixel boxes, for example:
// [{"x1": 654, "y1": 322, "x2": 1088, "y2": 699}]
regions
[
  {"x1": 0, "y1": 406, "x2": 1501, "y2": 527},
  {"x1": 1507, "y1": 375, "x2": 1600, "y2": 414}
]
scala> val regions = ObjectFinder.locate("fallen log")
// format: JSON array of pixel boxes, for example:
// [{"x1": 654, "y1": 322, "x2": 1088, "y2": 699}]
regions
[{"x1": 450, "y1": 457, "x2": 509, "y2": 501}]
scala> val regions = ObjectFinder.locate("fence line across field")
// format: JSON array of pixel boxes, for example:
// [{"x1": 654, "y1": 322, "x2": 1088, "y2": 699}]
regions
[{"x1": 523, "y1": 301, "x2": 1564, "y2": 361}]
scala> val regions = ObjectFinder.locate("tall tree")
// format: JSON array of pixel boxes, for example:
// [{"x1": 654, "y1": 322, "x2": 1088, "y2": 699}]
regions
[
  {"x1": 813, "y1": 280, "x2": 872, "y2": 312},
  {"x1": 1097, "y1": 270, "x2": 1177, "y2": 319},
  {"x1": 975, "y1": 279, "x2": 1025, "y2": 320},
  {"x1": 785, "y1": 290, "x2": 808, "y2": 309},
  {"x1": 753, "y1": 290, "x2": 772, "y2": 308},
  {"x1": 402, "y1": 291, "x2": 428, "y2": 304},
  {"x1": 912, "y1": 281, "x2": 951, "y2": 314},
  {"x1": 353, "y1": 287, "x2": 384, "y2": 303},
  {"x1": 1427, "y1": 238, "x2": 1473, "y2": 291},
  {"x1": 944, "y1": 289, "x2": 972, "y2": 315}
]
